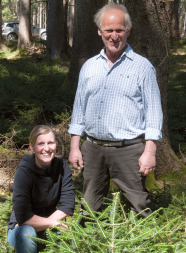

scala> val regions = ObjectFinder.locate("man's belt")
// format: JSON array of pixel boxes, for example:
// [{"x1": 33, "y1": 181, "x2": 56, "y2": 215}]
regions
[{"x1": 87, "y1": 135, "x2": 144, "y2": 147}]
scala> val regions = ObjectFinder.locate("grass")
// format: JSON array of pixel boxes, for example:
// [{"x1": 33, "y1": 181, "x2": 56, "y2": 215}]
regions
[{"x1": 0, "y1": 40, "x2": 74, "y2": 146}]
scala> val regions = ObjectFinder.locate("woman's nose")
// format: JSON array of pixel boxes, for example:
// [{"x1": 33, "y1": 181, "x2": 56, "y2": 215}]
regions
[{"x1": 44, "y1": 144, "x2": 50, "y2": 150}]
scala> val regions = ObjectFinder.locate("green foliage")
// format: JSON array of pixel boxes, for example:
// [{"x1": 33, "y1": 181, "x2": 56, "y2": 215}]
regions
[
  {"x1": 159, "y1": 165, "x2": 186, "y2": 197},
  {"x1": 31, "y1": 192, "x2": 186, "y2": 253},
  {"x1": 0, "y1": 196, "x2": 13, "y2": 252},
  {"x1": 0, "y1": 50, "x2": 74, "y2": 146},
  {"x1": 0, "y1": 188, "x2": 185, "y2": 252},
  {"x1": 145, "y1": 171, "x2": 159, "y2": 190},
  {"x1": 168, "y1": 40, "x2": 186, "y2": 155},
  {"x1": 2, "y1": 0, "x2": 18, "y2": 22}
]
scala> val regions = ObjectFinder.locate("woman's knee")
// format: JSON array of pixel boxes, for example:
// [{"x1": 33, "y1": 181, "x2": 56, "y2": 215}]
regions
[{"x1": 15, "y1": 225, "x2": 37, "y2": 240}]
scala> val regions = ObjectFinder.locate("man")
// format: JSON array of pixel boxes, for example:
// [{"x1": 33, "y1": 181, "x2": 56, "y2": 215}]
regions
[{"x1": 68, "y1": 3, "x2": 163, "y2": 217}]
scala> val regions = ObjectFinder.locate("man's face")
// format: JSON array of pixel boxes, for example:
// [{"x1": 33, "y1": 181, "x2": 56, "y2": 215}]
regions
[{"x1": 98, "y1": 9, "x2": 130, "y2": 60}]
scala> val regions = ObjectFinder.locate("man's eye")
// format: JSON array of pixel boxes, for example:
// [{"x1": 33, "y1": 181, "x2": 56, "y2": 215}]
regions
[
  {"x1": 116, "y1": 29, "x2": 124, "y2": 33},
  {"x1": 106, "y1": 30, "x2": 113, "y2": 33}
]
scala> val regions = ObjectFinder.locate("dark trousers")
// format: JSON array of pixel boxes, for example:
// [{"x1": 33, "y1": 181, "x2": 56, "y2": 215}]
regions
[{"x1": 81, "y1": 140, "x2": 151, "y2": 217}]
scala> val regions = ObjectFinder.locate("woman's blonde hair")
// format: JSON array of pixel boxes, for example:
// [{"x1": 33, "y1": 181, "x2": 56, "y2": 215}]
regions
[
  {"x1": 29, "y1": 125, "x2": 56, "y2": 146},
  {"x1": 94, "y1": 2, "x2": 132, "y2": 30}
]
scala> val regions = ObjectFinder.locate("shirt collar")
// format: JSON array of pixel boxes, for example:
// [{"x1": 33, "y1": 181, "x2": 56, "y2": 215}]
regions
[{"x1": 97, "y1": 43, "x2": 134, "y2": 61}]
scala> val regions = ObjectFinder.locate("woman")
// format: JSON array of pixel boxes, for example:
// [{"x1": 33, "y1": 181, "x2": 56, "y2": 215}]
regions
[{"x1": 8, "y1": 125, "x2": 75, "y2": 253}]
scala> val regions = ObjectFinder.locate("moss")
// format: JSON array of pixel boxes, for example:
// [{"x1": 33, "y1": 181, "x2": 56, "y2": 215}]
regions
[
  {"x1": 0, "y1": 146, "x2": 14, "y2": 157},
  {"x1": 145, "y1": 171, "x2": 159, "y2": 190}
]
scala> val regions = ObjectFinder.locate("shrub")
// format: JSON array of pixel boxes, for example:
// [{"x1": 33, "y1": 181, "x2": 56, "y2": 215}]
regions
[{"x1": 32, "y1": 192, "x2": 186, "y2": 253}]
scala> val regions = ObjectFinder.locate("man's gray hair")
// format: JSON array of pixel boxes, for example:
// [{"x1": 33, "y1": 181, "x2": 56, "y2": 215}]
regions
[{"x1": 94, "y1": 2, "x2": 132, "y2": 30}]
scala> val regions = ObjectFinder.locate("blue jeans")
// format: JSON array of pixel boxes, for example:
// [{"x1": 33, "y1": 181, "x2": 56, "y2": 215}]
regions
[{"x1": 8, "y1": 225, "x2": 37, "y2": 253}]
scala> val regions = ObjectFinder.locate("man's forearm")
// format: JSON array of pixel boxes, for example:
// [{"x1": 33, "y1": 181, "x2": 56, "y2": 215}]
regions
[
  {"x1": 144, "y1": 140, "x2": 157, "y2": 155},
  {"x1": 70, "y1": 135, "x2": 81, "y2": 150}
]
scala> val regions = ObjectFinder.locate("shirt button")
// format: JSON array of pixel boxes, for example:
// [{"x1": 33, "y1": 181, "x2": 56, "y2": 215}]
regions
[
  {"x1": 101, "y1": 101, "x2": 103, "y2": 103},
  {"x1": 104, "y1": 86, "x2": 107, "y2": 89},
  {"x1": 98, "y1": 116, "x2": 101, "y2": 119}
]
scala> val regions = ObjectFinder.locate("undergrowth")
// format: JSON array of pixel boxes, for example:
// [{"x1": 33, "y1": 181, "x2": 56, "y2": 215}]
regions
[
  {"x1": 30, "y1": 192, "x2": 186, "y2": 253},
  {"x1": 0, "y1": 42, "x2": 73, "y2": 147},
  {"x1": 0, "y1": 195, "x2": 13, "y2": 253},
  {"x1": 168, "y1": 39, "x2": 186, "y2": 156},
  {"x1": 0, "y1": 184, "x2": 185, "y2": 253}
]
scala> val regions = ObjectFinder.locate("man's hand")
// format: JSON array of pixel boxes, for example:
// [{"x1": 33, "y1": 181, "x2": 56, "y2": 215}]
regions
[
  {"x1": 139, "y1": 140, "x2": 157, "y2": 176},
  {"x1": 69, "y1": 135, "x2": 84, "y2": 170},
  {"x1": 69, "y1": 148, "x2": 84, "y2": 170},
  {"x1": 139, "y1": 151, "x2": 156, "y2": 176}
]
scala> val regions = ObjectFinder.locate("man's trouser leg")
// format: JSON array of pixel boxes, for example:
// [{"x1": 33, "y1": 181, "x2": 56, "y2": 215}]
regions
[
  {"x1": 81, "y1": 140, "x2": 151, "y2": 217},
  {"x1": 81, "y1": 140, "x2": 110, "y2": 211},
  {"x1": 107, "y1": 142, "x2": 152, "y2": 217}
]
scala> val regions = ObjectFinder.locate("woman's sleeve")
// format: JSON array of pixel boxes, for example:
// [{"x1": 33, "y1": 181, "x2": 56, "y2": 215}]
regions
[
  {"x1": 13, "y1": 167, "x2": 34, "y2": 225},
  {"x1": 57, "y1": 160, "x2": 75, "y2": 216}
]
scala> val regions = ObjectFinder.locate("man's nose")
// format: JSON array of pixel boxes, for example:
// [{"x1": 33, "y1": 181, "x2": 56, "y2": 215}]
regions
[{"x1": 111, "y1": 31, "x2": 119, "y2": 39}]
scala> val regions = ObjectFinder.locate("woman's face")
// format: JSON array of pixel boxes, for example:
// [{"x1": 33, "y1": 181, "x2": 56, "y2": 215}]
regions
[{"x1": 30, "y1": 131, "x2": 57, "y2": 168}]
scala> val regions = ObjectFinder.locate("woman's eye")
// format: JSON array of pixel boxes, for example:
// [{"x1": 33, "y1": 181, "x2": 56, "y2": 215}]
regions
[
  {"x1": 48, "y1": 142, "x2": 54, "y2": 145},
  {"x1": 38, "y1": 142, "x2": 44, "y2": 146}
]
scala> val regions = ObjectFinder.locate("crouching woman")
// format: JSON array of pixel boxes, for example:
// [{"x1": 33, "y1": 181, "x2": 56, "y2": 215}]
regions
[{"x1": 8, "y1": 125, "x2": 75, "y2": 253}]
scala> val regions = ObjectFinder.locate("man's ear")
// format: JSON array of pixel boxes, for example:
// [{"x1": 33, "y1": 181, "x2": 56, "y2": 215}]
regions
[
  {"x1": 126, "y1": 29, "x2": 131, "y2": 38},
  {"x1": 98, "y1": 29, "x2": 102, "y2": 36}
]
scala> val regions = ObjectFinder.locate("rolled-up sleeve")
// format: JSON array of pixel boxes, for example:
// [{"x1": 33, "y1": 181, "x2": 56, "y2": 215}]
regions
[
  {"x1": 141, "y1": 66, "x2": 163, "y2": 140},
  {"x1": 68, "y1": 66, "x2": 86, "y2": 136}
]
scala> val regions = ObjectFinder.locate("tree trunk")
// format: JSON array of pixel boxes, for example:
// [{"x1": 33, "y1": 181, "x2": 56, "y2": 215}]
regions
[
  {"x1": 0, "y1": 0, "x2": 6, "y2": 50},
  {"x1": 18, "y1": 0, "x2": 31, "y2": 48},
  {"x1": 125, "y1": 0, "x2": 181, "y2": 176},
  {"x1": 47, "y1": 0, "x2": 64, "y2": 60},
  {"x1": 69, "y1": 0, "x2": 108, "y2": 88},
  {"x1": 39, "y1": 2, "x2": 42, "y2": 28},
  {"x1": 68, "y1": 0, "x2": 75, "y2": 47},
  {"x1": 165, "y1": 0, "x2": 180, "y2": 40},
  {"x1": 63, "y1": 0, "x2": 69, "y2": 55},
  {"x1": 32, "y1": 2, "x2": 38, "y2": 26},
  {"x1": 179, "y1": 0, "x2": 186, "y2": 37}
]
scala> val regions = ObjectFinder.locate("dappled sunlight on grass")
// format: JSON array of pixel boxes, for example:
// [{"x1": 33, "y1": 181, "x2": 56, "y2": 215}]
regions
[{"x1": 0, "y1": 44, "x2": 72, "y2": 146}]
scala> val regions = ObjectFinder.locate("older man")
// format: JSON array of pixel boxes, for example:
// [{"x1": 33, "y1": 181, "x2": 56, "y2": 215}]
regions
[{"x1": 68, "y1": 3, "x2": 163, "y2": 217}]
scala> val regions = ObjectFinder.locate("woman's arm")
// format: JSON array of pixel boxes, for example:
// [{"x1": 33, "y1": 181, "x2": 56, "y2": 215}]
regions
[
  {"x1": 48, "y1": 210, "x2": 68, "y2": 220},
  {"x1": 57, "y1": 159, "x2": 75, "y2": 216},
  {"x1": 22, "y1": 210, "x2": 68, "y2": 232}
]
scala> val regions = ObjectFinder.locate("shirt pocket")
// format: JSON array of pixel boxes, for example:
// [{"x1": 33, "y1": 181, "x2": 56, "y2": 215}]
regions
[{"x1": 119, "y1": 73, "x2": 142, "y2": 98}]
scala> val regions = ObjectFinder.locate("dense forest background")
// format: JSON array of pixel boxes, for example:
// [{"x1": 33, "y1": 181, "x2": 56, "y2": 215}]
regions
[{"x1": 0, "y1": 0, "x2": 185, "y2": 252}]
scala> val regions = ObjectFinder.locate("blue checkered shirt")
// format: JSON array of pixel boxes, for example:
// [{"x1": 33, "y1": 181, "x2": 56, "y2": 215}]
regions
[{"x1": 68, "y1": 44, "x2": 163, "y2": 141}]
